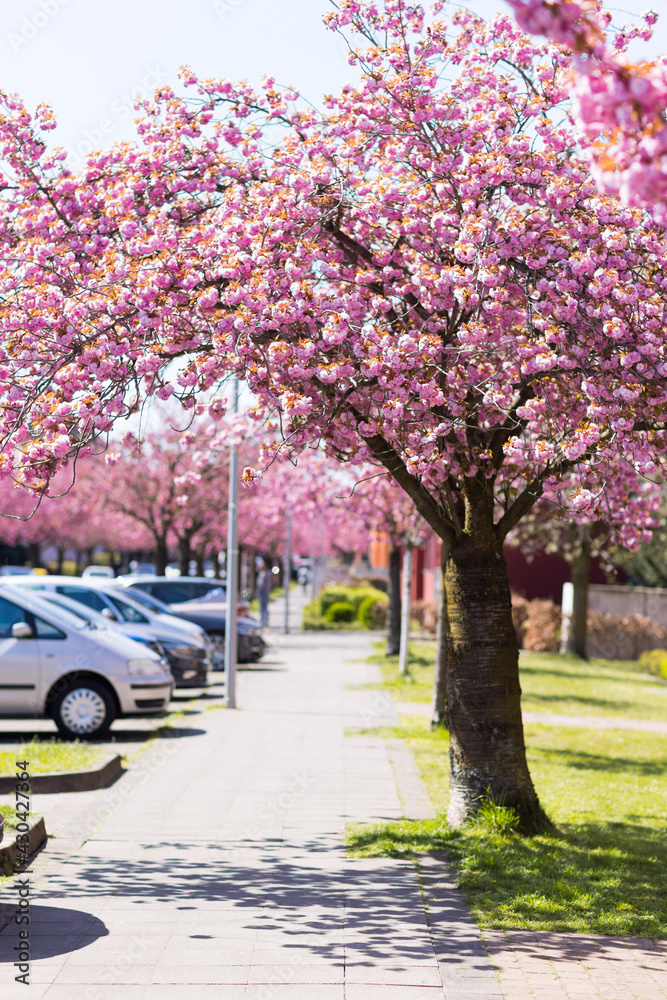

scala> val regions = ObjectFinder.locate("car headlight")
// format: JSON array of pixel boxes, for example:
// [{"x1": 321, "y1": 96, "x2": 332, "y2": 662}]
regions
[
  {"x1": 160, "y1": 641, "x2": 199, "y2": 659},
  {"x1": 127, "y1": 658, "x2": 168, "y2": 677}
]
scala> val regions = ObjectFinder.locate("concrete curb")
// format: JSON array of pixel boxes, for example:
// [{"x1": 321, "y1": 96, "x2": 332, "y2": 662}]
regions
[
  {"x1": 0, "y1": 816, "x2": 47, "y2": 877},
  {"x1": 0, "y1": 752, "x2": 123, "y2": 794}
]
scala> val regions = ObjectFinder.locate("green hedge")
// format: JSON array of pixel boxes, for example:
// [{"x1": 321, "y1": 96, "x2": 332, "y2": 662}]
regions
[{"x1": 303, "y1": 584, "x2": 388, "y2": 631}]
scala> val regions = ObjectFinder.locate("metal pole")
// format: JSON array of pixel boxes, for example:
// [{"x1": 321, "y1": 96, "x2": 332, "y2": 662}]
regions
[
  {"x1": 284, "y1": 503, "x2": 292, "y2": 634},
  {"x1": 225, "y1": 379, "x2": 239, "y2": 709},
  {"x1": 398, "y1": 544, "x2": 413, "y2": 676}
]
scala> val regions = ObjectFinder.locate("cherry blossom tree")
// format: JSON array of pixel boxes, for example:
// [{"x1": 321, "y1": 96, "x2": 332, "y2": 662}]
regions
[
  {"x1": 100, "y1": 423, "x2": 229, "y2": 575},
  {"x1": 1, "y1": 4, "x2": 667, "y2": 830},
  {"x1": 505, "y1": 1, "x2": 667, "y2": 220}
]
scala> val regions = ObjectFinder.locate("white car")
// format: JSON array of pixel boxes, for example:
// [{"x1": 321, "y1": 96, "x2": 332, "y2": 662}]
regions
[
  {"x1": 81, "y1": 566, "x2": 115, "y2": 579},
  {"x1": 7, "y1": 576, "x2": 207, "y2": 645},
  {"x1": 0, "y1": 585, "x2": 173, "y2": 739},
  {"x1": 37, "y1": 590, "x2": 211, "y2": 688}
]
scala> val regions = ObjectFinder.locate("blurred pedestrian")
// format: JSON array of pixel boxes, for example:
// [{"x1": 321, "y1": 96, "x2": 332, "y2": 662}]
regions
[{"x1": 256, "y1": 558, "x2": 272, "y2": 627}]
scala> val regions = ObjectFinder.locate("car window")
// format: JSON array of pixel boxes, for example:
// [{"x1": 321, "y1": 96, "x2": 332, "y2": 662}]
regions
[
  {"x1": 124, "y1": 588, "x2": 172, "y2": 614},
  {"x1": 106, "y1": 594, "x2": 149, "y2": 624},
  {"x1": 192, "y1": 582, "x2": 218, "y2": 598},
  {"x1": 0, "y1": 596, "x2": 32, "y2": 637},
  {"x1": 150, "y1": 582, "x2": 193, "y2": 604},
  {"x1": 56, "y1": 586, "x2": 109, "y2": 614},
  {"x1": 33, "y1": 616, "x2": 66, "y2": 639}
]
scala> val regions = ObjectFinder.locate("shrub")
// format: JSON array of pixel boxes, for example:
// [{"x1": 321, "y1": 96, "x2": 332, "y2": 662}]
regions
[
  {"x1": 523, "y1": 599, "x2": 561, "y2": 653},
  {"x1": 319, "y1": 586, "x2": 354, "y2": 616},
  {"x1": 324, "y1": 601, "x2": 355, "y2": 624},
  {"x1": 370, "y1": 600, "x2": 388, "y2": 629},
  {"x1": 511, "y1": 593, "x2": 530, "y2": 646},
  {"x1": 587, "y1": 613, "x2": 667, "y2": 661},
  {"x1": 638, "y1": 648, "x2": 667, "y2": 679},
  {"x1": 357, "y1": 594, "x2": 388, "y2": 628},
  {"x1": 410, "y1": 600, "x2": 439, "y2": 635}
]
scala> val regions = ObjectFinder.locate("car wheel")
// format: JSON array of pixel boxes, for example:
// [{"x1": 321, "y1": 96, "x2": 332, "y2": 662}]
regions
[{"x1": 51, "y1": 679, "x2": 116, "y2": 740}]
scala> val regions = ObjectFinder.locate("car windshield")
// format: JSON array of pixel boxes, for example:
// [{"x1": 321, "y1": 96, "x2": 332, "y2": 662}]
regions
[
  {"x1": 123, "y1": 588, "x2": 172, "y2": 614},
  {"x1": 105, "y1": 593, "x2": 150, "y2": 623},
  {"x1": 21, "y1": 593, "x2": 91, "y2": 631},
  {"x1": 41, "y1": 594, "x2": 102, "y2": 628}
]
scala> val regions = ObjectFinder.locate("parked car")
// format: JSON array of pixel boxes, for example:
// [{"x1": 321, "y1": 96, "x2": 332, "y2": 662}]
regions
[
  {"x1": 0, "y1": 566, "x2": 34, "y2": 577},
  {"x1": 6, "y1": 576, "x2": 208, "y2": 643},
  {"x1": 114, "y1": 579, "x2": 264, "y2": 664},
  {"x1": 36, "y1": 591, "x2": 210, "y2": 688},
  {"x1": 81, "y1": 566, "x2": 115, "y2": 579},
  {"x1": 0, "y1": 585, "x2": 173, "y2": 738},
  {"x1": 116, "y1": 575, "x2": 251, "y2": 615}
]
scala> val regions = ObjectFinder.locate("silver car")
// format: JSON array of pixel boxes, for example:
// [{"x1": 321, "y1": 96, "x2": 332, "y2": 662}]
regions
[
  {"x1": 0, "y1": 586, "x2": 173, "y2": 739},
  {"x1": 7, "y1": 576, "x2": 213, "y2": 681},
  {"x1": 36, "y1": 591, "x2": 210, "y2": 688}
]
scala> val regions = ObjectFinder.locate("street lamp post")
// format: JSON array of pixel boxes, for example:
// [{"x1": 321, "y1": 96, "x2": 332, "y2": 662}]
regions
[
  {"x1": 225, "y1": 379, "x2": 239, "y2": 709},
  {"x1": 284, "y1": 503, "x2": 291, "y2": 634}
]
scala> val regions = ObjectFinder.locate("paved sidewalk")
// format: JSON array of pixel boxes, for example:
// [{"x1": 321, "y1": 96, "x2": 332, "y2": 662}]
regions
[
  {"x1": 0, "y1": 630, "x2": 497, "y2": 999},
  {"x1": 485, "y1": 929, "x2": 667, "y2": 999}
]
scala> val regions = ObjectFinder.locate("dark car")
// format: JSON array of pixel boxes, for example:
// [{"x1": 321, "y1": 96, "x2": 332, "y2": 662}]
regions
[
  {"x1": 117, "y1": 575, "x2": 249, "y2": 615},
  {"x1": 115, "y1": 582, "x2": 265, "y2": 665}
]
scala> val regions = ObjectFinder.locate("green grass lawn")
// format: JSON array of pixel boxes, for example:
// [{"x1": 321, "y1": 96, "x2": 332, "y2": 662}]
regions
[
  {"x1": 347, "y1": 715, "x2": 667, "y2": 937},
  {"x1": 366, "y1": 642, "x2": 667, "y2": 720},
  {"x1": 0, "y1": 739, "x2": 106, "y2": 776}
]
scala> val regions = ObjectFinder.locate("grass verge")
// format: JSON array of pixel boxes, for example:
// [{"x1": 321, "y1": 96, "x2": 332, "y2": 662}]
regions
[
  {"x1": 0, "y1": 739, "x2": 106, "y2": 776},
  {"x1": 365, "y1": 642, "x2": 667, "y2": 720},
  {"x1": 347, "y1": 715, "x2": 667, "y2": 937}
]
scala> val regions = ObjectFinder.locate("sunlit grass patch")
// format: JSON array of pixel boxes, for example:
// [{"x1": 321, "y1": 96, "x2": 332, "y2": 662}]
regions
[
  {"x1": 0, "y1": 739, "x2": 106, "y2": 776},
  {"x1": 346, "y1": 716, "x2": 667, "y2": 936},
  {"x1": 364, "y1": 642, "x2": 667, "y2": 720}
]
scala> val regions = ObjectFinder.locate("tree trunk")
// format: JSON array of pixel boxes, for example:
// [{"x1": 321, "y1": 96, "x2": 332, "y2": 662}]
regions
[
  {"x1": 56, "y1": 546, "x2": 65, "y2": 575},
  {"x1": 567, "y1": 531, "x2": 591, "y2": 660},
  {"x1": 444, "y1": 524, "x2": 551, "y2": 835},
  {"x1": 28, "y1": 542, "x2": 41, "y2": 569},
  {"x1": 387, "y1": 545, "x2": 401, "y2": 656},
  {"x1": 431, "y1": 543, "x2": 449, "y2": 727},
  {"x1": 398, "y1": 544, "x2": 413, "y2": 676},
  {"x1": 155, "y1": 539, "x2": 168, "y2": 576},
  {"x1": 196, "y1": 549, "x2": 205, "y2": 577},
  {"x1": 178, "y1": 536, "x2": 191, "y2": 577}
]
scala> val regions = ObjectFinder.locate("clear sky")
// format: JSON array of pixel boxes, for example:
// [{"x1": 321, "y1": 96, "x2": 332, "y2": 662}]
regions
[{"x1": 2, "y1": 0, "x2": 665, "y2": 169}]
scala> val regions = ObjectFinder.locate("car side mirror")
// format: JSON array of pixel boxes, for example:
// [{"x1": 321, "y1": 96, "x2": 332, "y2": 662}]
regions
[
  {"x1": 101, "y1": 608, "x2": 118, "y2": 621},
  {"x1": 12, "y1": 622, "x2": 34, "y2": 639}
]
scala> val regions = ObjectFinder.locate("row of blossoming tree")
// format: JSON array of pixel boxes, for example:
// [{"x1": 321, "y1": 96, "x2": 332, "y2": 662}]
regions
[
  {"x1": 0, "y1": 419, "x2": 364, "y2": 575},
  {"x1": 0, "y1": 1, "x2": 666, "y2": 832}
]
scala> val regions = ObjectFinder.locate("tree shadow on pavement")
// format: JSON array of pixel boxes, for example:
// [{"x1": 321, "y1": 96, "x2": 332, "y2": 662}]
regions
[{"x1": 0, "y1": 837, "x2": 482, "y2": 970}]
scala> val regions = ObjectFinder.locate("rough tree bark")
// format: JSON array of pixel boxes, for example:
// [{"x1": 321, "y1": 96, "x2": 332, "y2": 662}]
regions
[
  {"x1": 363, "y1": 433, "x2": 551, "y2": 834},
  {"x1": 387, "y1": 545, "x2": 401, "y2": 656},
  {"x1": 155, "y1": 539, "x2": 169, "y2": 576},
  {"x1": 430, "y1": 543, "x2": 449, "y2": 728},
  {"x1": 178, "y1": 536, "x2": 192, "y2": 577},
  {"x1": 441, "y1": 485, "x2": 551, "y2": 835},
  {"x1": 567, "y1": 529, "x2": 591, "y2": 660}
]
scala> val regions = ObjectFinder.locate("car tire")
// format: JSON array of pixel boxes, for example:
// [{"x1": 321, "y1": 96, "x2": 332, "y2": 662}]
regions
[{"x1": 51, "y1": 679, "x2": 116, "y2": 740}]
